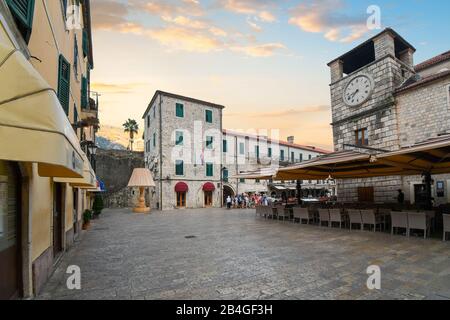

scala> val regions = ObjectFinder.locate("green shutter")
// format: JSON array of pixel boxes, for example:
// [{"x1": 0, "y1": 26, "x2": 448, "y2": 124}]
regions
[
  {"x1": 57, "y1": 55, "x2": 70, "y2": 115},
  {"x1": 206, "y1": 163, "x2": 213, "y2": 177},
  {"x1": 7, "y1": 0, "x2": 35, "y2": 42},
  {"x1": 205, "y1": 110, "x2": 212, "y2": 123},
  {"x1": 81, "y1": 76, "x2": 88, "y2": 109},
  {"x1": 223, "y1": 140, "x2": 227, "y2": 153},
  {"x1": 239, "y1": 143, "x2": 245, "y2": 155},
  {"x1": 176, "y1": 103, "x2": 184, "y2": 117},
  {"x1": 153, "y1": 133, "x2": 156, "y2": 147},
  {"x1": 82, "y1": 29, "x2": 89, "y2": 57},
  {"x1": 268, "y1": 147, "x2": 272, "y2": 157},
  {"x1": 176, "y1": 160, "x2": 184, "y2": 176}
]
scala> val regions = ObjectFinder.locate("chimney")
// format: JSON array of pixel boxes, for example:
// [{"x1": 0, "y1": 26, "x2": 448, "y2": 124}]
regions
[{"x1": 287, "y1": 136, "x2": 295, "y2": 144}]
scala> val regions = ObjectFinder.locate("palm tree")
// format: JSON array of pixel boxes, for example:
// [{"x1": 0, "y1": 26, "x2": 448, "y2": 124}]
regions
[{"x1": 123, "y1": 119, "x2": 139, "y2": 151}]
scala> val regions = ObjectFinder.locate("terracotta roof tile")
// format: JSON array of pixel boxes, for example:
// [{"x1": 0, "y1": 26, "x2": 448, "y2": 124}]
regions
[{"x1": 415, "y1": 50, "x2": 450, "y2": 72}]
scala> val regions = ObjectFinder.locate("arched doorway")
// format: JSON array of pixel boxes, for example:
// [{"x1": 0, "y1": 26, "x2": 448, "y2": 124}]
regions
[
  {"x1": 223, "y1": 184, "x2": 235, "y2": 205},
  {"x1": 0, "y1": 161, "x2": 21, "y2": 300},
  {"x1": 203, "y1": 182, "x2": 215, "y2": 207},
  {"x1": 175, "y1": 182, "x2": 189, "y2": 208}
]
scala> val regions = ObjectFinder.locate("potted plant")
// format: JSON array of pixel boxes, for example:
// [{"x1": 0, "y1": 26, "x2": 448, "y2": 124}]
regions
[
  {"x1": 83, "y1": 209, "x2": 93, "y2": 230},
  {"x1": 92, "y1": 195, "x2": 104, "y2": 219}
]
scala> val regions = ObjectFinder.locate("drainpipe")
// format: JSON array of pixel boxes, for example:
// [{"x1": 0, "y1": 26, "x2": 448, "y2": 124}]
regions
[{"x1": 159, "y1": 95, "x2": 163, "y2": 211}]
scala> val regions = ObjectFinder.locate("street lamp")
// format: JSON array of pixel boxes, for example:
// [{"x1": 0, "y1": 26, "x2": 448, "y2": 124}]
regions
[{"x1": 88, "y1": 143, "x2": 97, "y2": 156}]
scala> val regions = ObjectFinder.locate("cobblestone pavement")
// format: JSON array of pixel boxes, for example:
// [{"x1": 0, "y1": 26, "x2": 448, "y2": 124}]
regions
[{"x1": 37, "y1": 208, "x2": 450, "y2": 300}]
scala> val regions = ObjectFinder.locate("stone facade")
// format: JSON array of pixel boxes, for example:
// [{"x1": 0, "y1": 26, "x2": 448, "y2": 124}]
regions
[
  {"x1": 329, "y1": 28, "x2": 450, "y2": 204},
  {"x1": 144, "y1": 92, "x2": 223, "y2": 210},
  {"x1": 143, "y1": 91, "x2": 332, "y2": 210},
  {"x1": 96, "y1": 149, "x2": 146, "y2": 208}
]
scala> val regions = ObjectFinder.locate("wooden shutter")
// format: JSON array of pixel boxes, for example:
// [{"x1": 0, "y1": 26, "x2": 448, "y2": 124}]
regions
[
  {"x1": 176, "y1": 103, "x2": 184, "y2": 117},
  {"x1": 57, "y1": 55, "x2": 71, "y2": 115},
  {"x1": 205, "y1": 110, "x2": 212, "y2": 123},
  {"x1": 6, "y1": 0, "x2": 35, "y2": 42},
  {"x1": 206, "y1": 163, "x2": 213, "y2": 177},
  {"x1": 81, "y1": 76, "x2": 88, "y2": 109},
  {"x1": 82, "y1": 29, "x2": 89, "y2": 57}
]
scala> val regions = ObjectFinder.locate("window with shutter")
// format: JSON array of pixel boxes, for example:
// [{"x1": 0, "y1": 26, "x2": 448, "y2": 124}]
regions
[
  {"x1": 176, "y1": 103, "x2": 184, "y2": 118},
  {"x1": 73, "y1": 35, "x2": 79, "y2": 79},
  {"x1": 6, "y1": 0, "x2": 35, "y2": 43},
  {"x1": 206, "y1": 163, "x2": 213, "y2": 177},
  {"x1": 175, "y1": 160, "x2": 184, "y2": 176},
  {"x1": 206, "y1": 136, "x2": 213, "y2": 149},
  {"x1": 81, "y1": 76, "x2": 88, "y2": 109},
  {"x1": 82, "y1": 29, "x2": 89, "y2": 57},
  {"x1": 57, "y1": 55, "x2": 71, "y2": 115},
  {"x1": 223, "y1": 139, "x2": 227, "y2": 153},
  {"x1": 175, "y1": 131, "x2": 183, "y2": 146},
  {"x1": 205, "y1": 110, "x2": 213, "y2": 123}
]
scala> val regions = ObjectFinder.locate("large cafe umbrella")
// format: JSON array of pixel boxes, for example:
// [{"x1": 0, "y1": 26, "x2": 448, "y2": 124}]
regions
[
  {"x1": 236, "y1": 135, "x2": 450, "y2": 208},
  {"x1": 275, "y1": 135, "x2": 450, "y2": 180}
]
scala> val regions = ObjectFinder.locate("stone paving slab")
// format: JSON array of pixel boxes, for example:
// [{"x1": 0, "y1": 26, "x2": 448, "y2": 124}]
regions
[{"x1": 37, "y1": 208, "x2": 450, "y2": 300}]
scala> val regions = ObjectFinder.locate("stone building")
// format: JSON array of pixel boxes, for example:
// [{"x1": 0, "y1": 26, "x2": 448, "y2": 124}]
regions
[
  {"x1": 96, "y1": 149, "x2": 145, "y2": 208},
  {"x1": 328, "y1": 28, "x2": 450, "y2": 205},
  {"x1": 143, "y1": 91, "x2": 331, "y2": 211}
]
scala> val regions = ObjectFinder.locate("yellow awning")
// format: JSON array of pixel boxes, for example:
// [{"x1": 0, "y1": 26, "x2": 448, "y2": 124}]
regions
[
  {"x1": 0, "y1": 19, "x2": 84, "y2": 178},
  {"x1": 54, "y1": 153, "x2": 96, "y2": 188}
]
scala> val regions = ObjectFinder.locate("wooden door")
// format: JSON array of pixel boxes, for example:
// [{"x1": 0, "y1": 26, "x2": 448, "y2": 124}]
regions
[
  {"x1": 53, "y1": 183, "x2": 63, "y2": 256},
  {"x1": 0, "y1": 161, "x2": 21, "y2": 300},
  {"x1": 204, "y1": 191, "x2": 213, "y2": 207},
  {"x1": 358, "y1": 187, "x2": 374, "y2": 203},
  {"x1": 176, "y1": 192, "x2": 186, "y2": 208}
]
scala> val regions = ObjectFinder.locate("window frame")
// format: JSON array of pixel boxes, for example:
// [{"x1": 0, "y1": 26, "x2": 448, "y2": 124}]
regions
[
  {"x1": 206, "y1": 163, "x2": 214, "y2": 177},
  {"x1": 355, "y1": 128, "x2": 369, "y2": 146},
  {"x1": 176, "y1": 103, "x2": 184, "y2": 118},
  {"x1": 206, "y1": 136, "x2": 214, "y2": 150},
  {"x1": 239, "y1": 142, "x2": 245, "y2": 155},
  {"x1": 57, "y1": 54, "x2": 71, "y2": 115},
  {"x1": 175, "y1": 131, "x2": 184, "y2": 146},
  {"x1": 205, "y1": 109, "x2": 213, "y2": 123},
  {"x1": 7, "y1": 0, "x2": 35, "y2": 43},
  {"x1": 175, "y1": 160, "x2": 184, "y2": 176}
]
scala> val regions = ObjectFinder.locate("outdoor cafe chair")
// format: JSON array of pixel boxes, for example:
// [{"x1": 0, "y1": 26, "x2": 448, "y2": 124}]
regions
[
  {"x1": 277, "y1": 206, "x2": 290, "y2": 221},
  {"x1": 255, "y1": 206, "x2": 261, "y2": 217},
  {"x1": 407, "y1": 212, "x2": 430, "y2": 239},
  {"x1": 391, "y1": 211, "x2": 408, "y2": 236},
  {"x1": 348, "y1": 209, "x2": 363, "y2": 231},
  {"x1": 318, "y1": 209, "x2": 330, "y2": 227},
  {"x1": 274, "y1": 205, "x2": 285, "y2": 220},
  {"x1": 263, "y1": 206, "x2": 272, "y2": 219},
  {"x1": 361, "y1": 209, "x2": 384, "y2": 232},
  {"x1": 293, "y1": 207, "x2": 314, "y2": 225},
  {"x1": 329, "y1": 209, "x2": 345, "y2": 228},
  {"x1": 443, "y1": 214, "x2": 450, "y2": 241}
]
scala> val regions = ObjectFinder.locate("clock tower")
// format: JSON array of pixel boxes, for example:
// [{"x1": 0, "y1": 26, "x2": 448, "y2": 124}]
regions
[{"x1": 328, "y1": 28, "x2": 416, "y2": 202}]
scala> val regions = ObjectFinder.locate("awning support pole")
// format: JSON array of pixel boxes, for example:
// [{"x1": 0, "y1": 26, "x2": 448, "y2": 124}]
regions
[
  {"x1": 296, "y1": 180, "x2": 302, "y2": 205},
  {"x1": 423, "y1": 172, "x2": 433, "y2": 210}
]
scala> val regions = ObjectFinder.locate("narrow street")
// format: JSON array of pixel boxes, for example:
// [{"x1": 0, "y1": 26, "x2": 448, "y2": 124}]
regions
[{"x1": 37, "y1": 209, "x2": 450, "y2": 300}]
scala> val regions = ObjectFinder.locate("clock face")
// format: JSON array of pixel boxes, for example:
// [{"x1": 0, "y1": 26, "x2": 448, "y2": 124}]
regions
[{"x1": 343, "y1": 75, "x2": 373, "y2": 107}]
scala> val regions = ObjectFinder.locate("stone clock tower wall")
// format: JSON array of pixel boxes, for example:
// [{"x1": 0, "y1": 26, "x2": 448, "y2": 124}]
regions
[{"x1": 329, "y1": 29, "x2": 415, "y2": 203}]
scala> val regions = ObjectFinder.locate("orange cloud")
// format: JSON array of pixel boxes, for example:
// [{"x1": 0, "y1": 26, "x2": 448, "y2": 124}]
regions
[
  {"x1": 231, "y1": 43, "x2": 286, "y2": 57},
  {"x1": 146, "y1": 27, "x2": 223, "y2": 52},
  {"x1": 289, "y1": 0, "x2": 370, "y2": 43}
]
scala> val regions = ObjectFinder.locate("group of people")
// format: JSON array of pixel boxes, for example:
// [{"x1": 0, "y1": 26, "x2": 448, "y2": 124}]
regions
[{"x1": 226, "y1": 193, "x2": 272, "y2": 209}]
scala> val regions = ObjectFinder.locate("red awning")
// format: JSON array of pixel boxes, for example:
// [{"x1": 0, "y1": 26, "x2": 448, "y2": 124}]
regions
[
  {"x1": 175, "y1": 182, "x2": 189, "y2": 192},
  {"x1": 203, "y1": 182, "x2": 216, "y2": 192}
]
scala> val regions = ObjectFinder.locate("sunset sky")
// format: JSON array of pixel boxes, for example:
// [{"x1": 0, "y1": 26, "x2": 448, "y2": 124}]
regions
[{"x1": 90, "y1": 0, "x2": 450, "y2": 150}]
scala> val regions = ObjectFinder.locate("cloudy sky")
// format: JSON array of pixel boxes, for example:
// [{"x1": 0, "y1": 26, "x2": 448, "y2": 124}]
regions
[{"x1": 90, "y1": 0, "x2": 450, "y2": 149}]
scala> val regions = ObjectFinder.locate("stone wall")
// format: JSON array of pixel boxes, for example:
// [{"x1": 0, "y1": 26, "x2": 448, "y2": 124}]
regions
[{"x1": 96, "y1": 149, "x2": 146, "y2": 208}]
